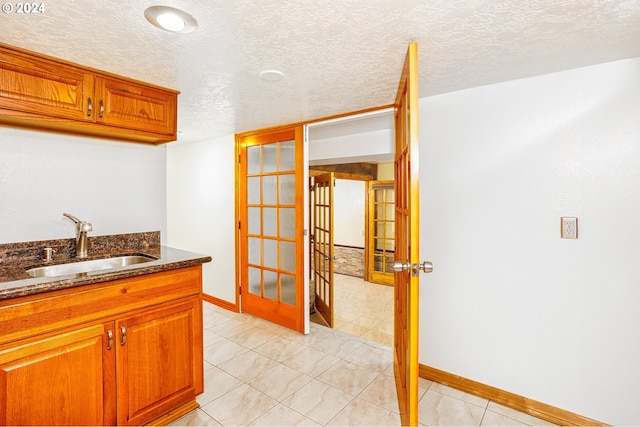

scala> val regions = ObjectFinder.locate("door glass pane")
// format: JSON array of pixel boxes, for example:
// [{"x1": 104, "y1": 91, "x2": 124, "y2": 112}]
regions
[
  {"x1": 248, "y1": 177, "x2": 260, "y2": 204},
  {"x1": 279, "y1": 174, "x2": 295, "y2": 204},
  {"x1": 374, "y1": 254, "x2": 383, "y2": 272},
  {"x1": 279, "y1": 208, "x2": 295, "y2": 239},
  {"x1": 248, "y1": 267, "x2": 261, "y2": 295},
  {"x1": 279, "y1": 140, "x2": 295, "y2": 171},
  {"x1": 263, "y1": 144, "x2": 277, "y2": 173},
  {"x1": 248, "y1": 207, "x2": 260, "y2": 235},
  {"x1": 384, "y1": 254, "x2": 395, "y2": 273},
  {"x1": 263, "y1": 208, "x2": 277, "y2": 237},
  {"x1": 263, "y1": 175, "x2": 277, "y2": 204},
  {"x1": 281, "y1": 274, "x2": 296, "y2": 305},
  {"x1": 263, "y1": 239, "x2": 277, "y2": 269},
  {"x1": 385, "y1": 222, "x2": 394, "y2": 241},
  {"x1": 264, "y1": 270, "x2": 278, "y2": 301},
  {"x1": 386, "y1": 189, "x2": 395, "y2": 202},
  {"x1": 280, "y1": 241, "x2": 296, "y2": 272},
  {"x1": 248, "y1": 237, "x2": 261, "y2": 265},
  {"x1": 247, "y1": 145, "x2": 261, "y2": 174}
]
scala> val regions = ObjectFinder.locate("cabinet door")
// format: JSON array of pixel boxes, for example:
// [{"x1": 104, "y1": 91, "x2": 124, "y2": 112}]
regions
[
  {"x1": 94, "y1": 76, "x2": 177, "y2": 137},
  {"x1": 0, "y1": 47, "x2": 93, "y2": 121},
  {"x1": 0, "y1": 323, "x2": 116, "y2": 426},
  {"x1": 116, "y1": 299, "x2": 203, "y2": 426}
]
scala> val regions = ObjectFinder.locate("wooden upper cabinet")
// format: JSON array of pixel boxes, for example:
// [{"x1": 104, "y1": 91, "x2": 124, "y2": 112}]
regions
[
  {"x1": 95, "y1": 76, "x2": 177, "y2": 136},
  {"x1": 0, "y1": 43, "x2": 178, "y2": 144},
  {"x1": 0, "y1": 47, "x2": 93, "y2": 122}
]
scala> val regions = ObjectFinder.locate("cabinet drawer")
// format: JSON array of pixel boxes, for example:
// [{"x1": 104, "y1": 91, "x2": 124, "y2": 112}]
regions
[{"x1": 0, "y1": 266, "x2": 202, "y2": 346}]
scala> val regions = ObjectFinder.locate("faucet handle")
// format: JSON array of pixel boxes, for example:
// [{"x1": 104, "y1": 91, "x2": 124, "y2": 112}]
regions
[{"x1": 78, "y1": 222, "x2": 92, "y2": 232}]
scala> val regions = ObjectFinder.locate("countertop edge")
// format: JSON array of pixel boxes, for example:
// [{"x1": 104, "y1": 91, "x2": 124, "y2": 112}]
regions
[{"x1": 0, "y1": 246, "x2": 212, "y2": 302}]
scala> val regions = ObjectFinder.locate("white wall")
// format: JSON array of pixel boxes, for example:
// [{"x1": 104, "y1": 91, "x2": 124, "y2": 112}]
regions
[
  {"x1": 377, "y1": 162, "x2": 394, "y2": 180},
  {"x1": 0, "y1": 128, "x2": 167, "y2": 243},
  {"x1": 420, "y1": 57, "x2": 640, "y2": 425},
  {"x1": 166, "y1": 136, "x2": 236, "y2": 302},
  {"x1": 308, "y1": 128, "x2": 393, "y2": 164},
  {"x1": 333, "y1": 179, "x2": 365, "y2": 247}
]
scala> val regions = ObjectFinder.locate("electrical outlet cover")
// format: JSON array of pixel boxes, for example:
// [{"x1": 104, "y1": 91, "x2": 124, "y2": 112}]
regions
[{"x1": 561, "y1": 217, "x2": 578, "y2": 239}]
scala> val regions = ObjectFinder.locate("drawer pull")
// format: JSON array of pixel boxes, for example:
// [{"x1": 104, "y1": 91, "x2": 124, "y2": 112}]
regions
[
  {"x1": 87, "y1": 97, "x2": 93, "y2": 116},
  {"x1": 98, "y1": 99, "x2": 104, "y2": 118},
  {"x1": 106, "y1": 329, "x2": 113, "y2": 350},
  {"x1": 120, "y1": 325, "x2": 127, "y2": 346}
]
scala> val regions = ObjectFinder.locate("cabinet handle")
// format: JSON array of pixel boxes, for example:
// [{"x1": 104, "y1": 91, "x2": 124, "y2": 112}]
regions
[
  {"x1": 120, "y1": 325, "x2": 127, "y2": 346},
  {"x1": 87, "y1": 97, "x2": 93, "y2": 116},
  {"x1": 106, "y1": 329, "x2": 113, "y2": 350},
  {"x1": 98, "y1": 99, "x2": 104, "y2": 118}
]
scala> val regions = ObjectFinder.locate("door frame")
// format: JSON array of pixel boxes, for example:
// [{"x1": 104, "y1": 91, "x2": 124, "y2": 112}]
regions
[{"x1": 234, "y1": 108, "x2": 397, "y2": 335}]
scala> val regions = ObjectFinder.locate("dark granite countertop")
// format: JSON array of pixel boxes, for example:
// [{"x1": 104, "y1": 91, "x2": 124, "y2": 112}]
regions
[{"x1": 0, "y1": 232, "x2": 211, "y2": 301}]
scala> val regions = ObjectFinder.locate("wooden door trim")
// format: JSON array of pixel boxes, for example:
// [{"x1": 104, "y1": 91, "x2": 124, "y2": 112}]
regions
[{"x1": 419, "y1": 364, "x2": 607, "y2": 426}]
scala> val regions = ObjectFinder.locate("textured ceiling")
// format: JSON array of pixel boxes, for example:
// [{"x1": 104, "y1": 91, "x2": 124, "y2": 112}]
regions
[{"x1": 1, "y1": 0, "x2": 639, "y2": 143}]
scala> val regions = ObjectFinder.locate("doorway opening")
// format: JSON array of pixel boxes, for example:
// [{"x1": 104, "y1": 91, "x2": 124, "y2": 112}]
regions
[{"x1": 306, "y1": 109, "x2": 395, "y2": 346}]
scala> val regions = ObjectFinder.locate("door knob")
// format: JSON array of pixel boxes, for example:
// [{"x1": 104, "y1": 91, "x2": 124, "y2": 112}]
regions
[
  {"x1": 393, "y1": 260, "x2": 433, "y2": 276},
  {"x1": 418, "y1": 261, "x2": 433, "y2": 273},
  {"x1": 393, "y1": 261, "x2": 410, "y2": 272}
]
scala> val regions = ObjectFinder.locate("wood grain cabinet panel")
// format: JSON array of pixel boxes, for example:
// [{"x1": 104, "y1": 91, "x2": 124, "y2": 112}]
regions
[
  {"x1": 0, "y1": 323, "x2": 116, "y2": 426},
  {"x1": 0, "y1": 43, "x2": 178, "y2": 144},
  {"x1": 0, "y1": 47, "x2": 93, "y2": 122},
  {"x1": 117, "y1": 300, "x2": 202, "y2": 426},
  {"x1": 96, "y1": 76, "x2": 177, "y2": 136}
]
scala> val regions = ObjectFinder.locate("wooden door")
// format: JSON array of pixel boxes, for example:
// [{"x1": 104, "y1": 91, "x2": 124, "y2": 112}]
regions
[
  {"x1": 0, "y1": 45, "x2": 93, "y2": 121},
  {"x1": 0, "y1": 323, "x2": 114, "y2": 426},
  {"x1": 94, "y1": 76, "x2": 177, "y2": 136},
  {"x1": 116, "y1": 299, "x2": 202, "y2": 426},
  {"x1": 238, "y1": 127, "x2": 306, "y2": 332},
  {"x1": 394, "y1": 42, "x2": 432, "y2": 426},
  {"x1": 311, "y1": 172, "x2": 335, "y2": 327},
  {"x1": 366, "y1": 180, "x2": 395, "y2": 285}
]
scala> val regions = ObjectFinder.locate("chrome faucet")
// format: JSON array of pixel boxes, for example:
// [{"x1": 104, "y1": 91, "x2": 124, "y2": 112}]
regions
[{"x1": 63, "y1": 213, "x2": 92, "y2": 258}]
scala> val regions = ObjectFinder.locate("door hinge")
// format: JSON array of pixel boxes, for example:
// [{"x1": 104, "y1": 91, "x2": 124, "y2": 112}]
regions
[
  {"x1": 238, "y1": 221, "x2": 241, "y2": 230},
  {"x1": 238, "y1": 153, "x2": 241, "y2": 163}
]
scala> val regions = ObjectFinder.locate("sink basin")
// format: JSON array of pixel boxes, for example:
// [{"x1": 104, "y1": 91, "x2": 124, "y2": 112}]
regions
[{"x1": 25, "y1": 255, "x2": 157, "y2": 278}]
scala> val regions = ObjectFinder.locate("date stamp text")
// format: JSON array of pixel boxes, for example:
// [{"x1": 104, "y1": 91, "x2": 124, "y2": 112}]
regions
[{"x1": 2, "y1": 3, "x2": 46, "y2": 14}]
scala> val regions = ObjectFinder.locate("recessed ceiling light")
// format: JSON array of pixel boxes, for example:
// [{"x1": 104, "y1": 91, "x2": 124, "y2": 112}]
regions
[
  {"x1": 144, "y1": 6, "x2": 197, "y2": 33},
  {"x1": 259, "y1": 70, "x2": 284, "y2": 82}
]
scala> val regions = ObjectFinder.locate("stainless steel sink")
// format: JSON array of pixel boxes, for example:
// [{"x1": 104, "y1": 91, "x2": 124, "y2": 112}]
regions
[{"x1": 25, "y1": 255, "x2": 157, "y2": 278}]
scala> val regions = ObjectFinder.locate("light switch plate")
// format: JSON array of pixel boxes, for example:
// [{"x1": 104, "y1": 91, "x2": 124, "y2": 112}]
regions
[{"x1": 561, "y1": 217, "x2": 578, "y2": 239}]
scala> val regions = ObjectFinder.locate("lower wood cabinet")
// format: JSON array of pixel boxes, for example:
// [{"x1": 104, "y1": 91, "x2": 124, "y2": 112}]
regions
[
  {"x1": 116, "y1": 300, "x2": 201, "y2": 426},
  {"x1": 0, "y1": 323, "x2": 112, "y2": 425},
  {"x1": 0, "y1": 266, "x2": 204, "y2": 426}
]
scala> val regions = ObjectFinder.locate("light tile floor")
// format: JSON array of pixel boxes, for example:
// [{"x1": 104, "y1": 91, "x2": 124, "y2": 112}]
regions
[
  {"x1": 311, "y1": 274, "x2": 395, "y2": 347},
  {"x1": 171, "y1": 295, "x2": 555, "y2": 426}
]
